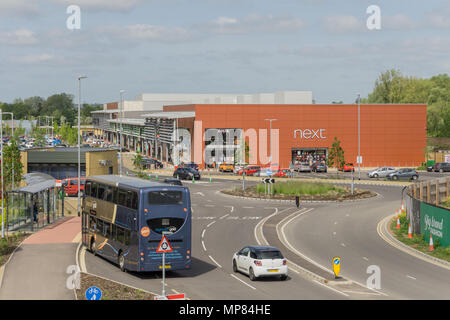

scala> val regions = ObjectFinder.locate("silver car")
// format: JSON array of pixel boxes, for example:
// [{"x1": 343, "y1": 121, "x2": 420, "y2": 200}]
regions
[
  {"x1": 293, "y1": 162, "x2": 312, "y2": 172},
  {"x1": 368, "y1": 167, "x2": 396, "y2": 178}
]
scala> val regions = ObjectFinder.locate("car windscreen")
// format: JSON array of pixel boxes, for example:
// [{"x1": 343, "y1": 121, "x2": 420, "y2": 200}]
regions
[
  {"x1": 255, "y1": 250, "x2": 284, "y2": 259},
  {"x1": 148, "y1": 191, "x2": 183, "y2": 205}
]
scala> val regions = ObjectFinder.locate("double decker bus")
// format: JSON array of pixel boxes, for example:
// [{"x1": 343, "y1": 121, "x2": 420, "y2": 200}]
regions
[{"x1": 81, "y1": 175, "x2": 191, "y2": 272}]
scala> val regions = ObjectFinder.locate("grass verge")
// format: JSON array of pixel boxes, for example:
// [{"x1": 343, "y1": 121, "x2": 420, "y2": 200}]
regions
[
  {"x1": 75, "y1": 272, "x2": 155, "y2": 300},
  {"x1": 0, "y1": 232, "x2": 30, "y2": 266},
  {"x1": 390, "y1": 213, "x2": 450, "y2": 262}
]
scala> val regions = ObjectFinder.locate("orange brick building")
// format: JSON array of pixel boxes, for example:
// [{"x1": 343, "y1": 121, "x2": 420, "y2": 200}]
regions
[{"x1": 163, "y1": 103, "x2": 427, "y2": 168}]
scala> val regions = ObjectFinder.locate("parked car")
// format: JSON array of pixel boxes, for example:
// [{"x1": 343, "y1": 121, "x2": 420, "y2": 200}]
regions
[
  {"x1": 293, "y1": 162, "x2": 311, "y2": 173},
  {"x1": 142, "y1": 157, "x2": 163, "y2": 169},
  {"x1": 254, "y1": 167, "x2": 271, "y2": 177},
  {"x1": 233, "y1": 164, "x2": 247, "y2": 174},
  {"x1": 338, "y1": 163, "x2": 355, "y2": 172},
  {"x1": 387, "y1": 168, "x2": 419, "y2": 181},
  {"x1": 311, "y1": 162, "x2": 327, "y2": 173},
  {"x1": 219, "y1": 163, "x2": 234, "y2": 172},
  {"x1": 273, "y1": 168, "x2": 292, "y2": 177},
  {"x1": 427, "y1": 164, "x2": 436, "y2": 172},
  {"x1": 182, "y1": 162, "x2": 199, "y2": 171},
  {"x1": 173, "y1": 167, "x2": 200, "y2": 180},
  {"x1": 163, "y1": 178, "x2": 183, "y2": 186},
  {"x1": 237, "y1": 166, "x2": 260, "y2": 176},
  {"x1": 62, "y1": 177, "x2": 86, "y2": 196},
  {"x1": 232, "y1": 246, "x2": 288, "y2": 281},
  {"x1": 434, "y1": 162, "x2": 450, "y2": 173},
  {"x1": 367, "y1": 167, "x2": 396, "y2": 178}
]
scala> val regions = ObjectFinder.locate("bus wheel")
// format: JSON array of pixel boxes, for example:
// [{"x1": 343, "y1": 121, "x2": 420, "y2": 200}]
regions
[{"x1": 118, "y1": 252, "x2": 126, "y2": 272}]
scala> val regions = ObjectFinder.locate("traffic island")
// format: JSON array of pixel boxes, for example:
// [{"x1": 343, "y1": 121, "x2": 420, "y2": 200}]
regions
[
  {"x1": 222, "y1": 181, "x2": 376, "y2": 201},
  {"x1": 75, "y1": 272, "x2": 155, "y2": 300},
  {"x1": 389, "y1": 213, "x2": 450, "y2": 262}
]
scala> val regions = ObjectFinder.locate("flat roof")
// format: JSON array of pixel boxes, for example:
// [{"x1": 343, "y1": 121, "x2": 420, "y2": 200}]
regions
[
  {"x1": 142, "y1": 111, "x2": 196, "y2": 119},
  {"x1": 107, "y1": 118, "x2": 146, "y2": 126}
]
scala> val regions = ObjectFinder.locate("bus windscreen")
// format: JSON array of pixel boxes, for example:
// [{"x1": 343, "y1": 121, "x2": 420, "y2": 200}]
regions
[{"x1": 148, "y1": 191, "x2": 183, "y2": 205}]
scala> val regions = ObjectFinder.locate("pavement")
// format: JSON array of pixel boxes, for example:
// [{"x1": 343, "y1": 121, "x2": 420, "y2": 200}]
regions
[{"x1": 0, "y1": 216, "x2": 81, "y2": 300}]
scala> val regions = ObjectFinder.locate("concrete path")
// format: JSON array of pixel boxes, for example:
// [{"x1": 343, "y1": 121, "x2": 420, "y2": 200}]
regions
[{"x1": 0, "y1": 217, "x2": 81, "y2": 300}]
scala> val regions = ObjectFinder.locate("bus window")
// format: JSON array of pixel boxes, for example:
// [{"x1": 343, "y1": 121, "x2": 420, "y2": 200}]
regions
[
  {"x1": 98, "y1": 184, "x2": 106, "y2": 200},
  {"x1": 118, "y1": 190, "x2": 127, "y2": 207},
  {"x1": 105, "y1": 186, "x2": 114, "y2": 202},
  {"x1": 96, "y1": 219, "x2": 104, "y2": 235},
  {"x1": 146, "y1": 217, "x2": 184, "y2": 234},
  {"x1": 131, "y1": 192, "x2": 138, "y2": 210},
  {"x1": 126, "y1": 191, "x2": 133, "y2": 208},
  {"x1": 148, "y1": 191, "x2": 183, "y2": 205},
  {"x1": 124, "y1": 229, "x2": 131, "y2": 245},
  {"x1": 103, "y1": 222, "x2": 111, "y2": 237},
  {"x1": 91, "y1": 183, "x2": 98, "y2": 198},
  {"x1": 117, "y1": 227, "x2": 125, "y2": 243},
  {"x1": 112, "y1": 187, "x2": 118, "y2": 204},
  {"x1": 85, "y1": 181, "x2": 91, "y2": 197},
  {"x1": 89, "y1": 216, "x2": 97, "y2": 232}
]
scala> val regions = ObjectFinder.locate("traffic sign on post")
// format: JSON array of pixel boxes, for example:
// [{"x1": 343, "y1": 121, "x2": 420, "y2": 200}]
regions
[{"x1": 157, "y1": 235, "x2": 173, "y2": 253}]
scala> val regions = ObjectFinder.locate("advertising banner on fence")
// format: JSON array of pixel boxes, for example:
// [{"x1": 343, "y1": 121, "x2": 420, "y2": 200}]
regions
[{"x1": 420, "y1": 202, "x2": 450, "y2": 247}]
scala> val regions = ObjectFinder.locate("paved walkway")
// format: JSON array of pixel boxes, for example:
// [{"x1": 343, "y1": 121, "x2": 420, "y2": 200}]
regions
[{"x1": 0, "y1": 216, "x2": 81, "y2": 300}]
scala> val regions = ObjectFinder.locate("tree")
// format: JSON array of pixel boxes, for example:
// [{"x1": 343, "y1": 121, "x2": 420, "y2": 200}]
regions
[
  {"x1": 327, "y1": 137, "x2": 345, "y2": 171},
  {"x1": 132, "y1": 151, "x2": 144, "y2": 172},
  {"x1": 3, "y1": 139, "x2": 23, "y2": 190}
]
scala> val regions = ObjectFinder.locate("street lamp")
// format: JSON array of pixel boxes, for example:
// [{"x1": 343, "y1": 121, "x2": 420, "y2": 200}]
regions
[
  {"x1": 357, "y1": 94, "x2": 361, "y2": 180},
  {"x1": 119, "y1": 90, "x2": 125, "y2": 176},
  {"x1": 264, "y1": 119, "x2": 277, "y2": 165},
  {"x1": 77, "y1": 75, "x2": 87, "y2": 217}
]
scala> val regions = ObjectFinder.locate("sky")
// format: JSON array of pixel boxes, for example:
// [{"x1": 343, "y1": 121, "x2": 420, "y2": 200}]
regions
[{"x1": 0, "y1": 0, "x2": 449, "y2": 104}]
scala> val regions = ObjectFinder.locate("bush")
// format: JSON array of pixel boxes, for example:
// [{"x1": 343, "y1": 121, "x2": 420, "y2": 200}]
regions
[{"x1": 256, "y1": 181, "x2": 343, "y2": 196}]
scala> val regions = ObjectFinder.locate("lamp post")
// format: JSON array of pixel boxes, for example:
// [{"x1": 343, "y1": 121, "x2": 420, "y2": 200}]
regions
[
  {"x1": 77, "y1": 75, "x2": 87, "y2": 217},
  {"x1": 357, "y1": 94, "x2": 361, "y2": 180},
  {"x1": 119, "y1": 90, "x2": 125, "y2": 176}
]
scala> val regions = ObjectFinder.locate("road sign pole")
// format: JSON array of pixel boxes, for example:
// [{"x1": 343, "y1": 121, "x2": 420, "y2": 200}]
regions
[{"x1": 162, "y1": 252, "x2": 166, "y2": 297}]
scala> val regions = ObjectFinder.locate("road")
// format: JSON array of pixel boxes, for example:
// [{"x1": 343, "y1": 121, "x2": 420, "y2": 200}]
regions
[{"x1": 80, "y1": 176, "x2": 450, "y2": 300}]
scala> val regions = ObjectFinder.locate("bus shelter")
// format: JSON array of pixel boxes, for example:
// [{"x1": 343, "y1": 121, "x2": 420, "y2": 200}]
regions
[{"x1": 5, "y1": 173, "x2": 65, "y2": 232}]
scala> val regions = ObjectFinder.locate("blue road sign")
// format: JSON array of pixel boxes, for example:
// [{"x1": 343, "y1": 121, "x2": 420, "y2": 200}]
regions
[{"x1": 85, "y1": 286, "x2": 102, "y2": 300}]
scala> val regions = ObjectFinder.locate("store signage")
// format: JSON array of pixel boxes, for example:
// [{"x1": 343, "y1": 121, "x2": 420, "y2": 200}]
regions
[{"x1": 294, "y1": 129, "x2": 327, "y2": 140}]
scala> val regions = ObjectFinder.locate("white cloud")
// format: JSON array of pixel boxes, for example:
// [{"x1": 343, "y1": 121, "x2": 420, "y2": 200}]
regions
[
  {"x1": 424, "y1": 5, "x2": 450, "y2": 29},
  {"x1": 196, "y1": 13, "x2": 304, "y2": 35},
  {"x1": 49, "y1": 0, "x2": 145, "y2": 12},
  {"x1": 96, "y1": 24, "x2": 191, "y2": 42},
  {"x1": 0, "y1": 29, "x2": 38, "y2": 45},
  {"x1": 384, "y1": 14, "x2": 418, "y2": 30},
  {"x1": 0, "y1": 0, "x2": 40, "y2": 17},
  {"x1": 10, "y1": 54, "x2": 55, "y2": 64},
  {"x1": 322, "y1": 15, "x2": 364, "y2": 34}
]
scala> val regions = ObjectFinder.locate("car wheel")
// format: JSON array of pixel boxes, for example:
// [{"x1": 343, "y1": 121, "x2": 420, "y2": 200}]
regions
[
  {"x1": 232, "y1": 260, "x2": 238, "y2": 273},
  {"x1": 412, "y1": 175, "x2": 418, "y2": 180},
  {"x1": 439, "y1": 169, "x2": 444, "y2": 173},
  {"x1": 249, "y1": 268, "x2": 257, "y2": 281},
  {"x1": 118, "y1": 252, "x2": 126, "y2": 272},
  {"x1": 280, "y1": 275, "x2": 287, "y2": 281},
  {"x1": 393, "y1": 176, "x2": 398, "y2": 181},
  {"x1": 373, "y1": 173, "x2": 379, "y2": 178}
]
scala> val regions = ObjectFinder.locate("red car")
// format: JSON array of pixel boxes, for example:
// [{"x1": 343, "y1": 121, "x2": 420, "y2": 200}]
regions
[
  {"x1": 273, "y1": 168, "x2": 291, "y2": 177},
  {"x1": 237, "y1": 166, "x2": 260, "y2": 176},
  {"x1": 339, "y1": 163, "x2": 355, "y2": 172},
  {"x1": 62, "y1": 177, "x2": 86, "y2": 196}
]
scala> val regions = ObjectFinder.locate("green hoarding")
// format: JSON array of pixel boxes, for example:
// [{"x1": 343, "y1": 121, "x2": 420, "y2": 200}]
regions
[{"x1": 420, "y1": 202, "x2": 450, "y2": 247}]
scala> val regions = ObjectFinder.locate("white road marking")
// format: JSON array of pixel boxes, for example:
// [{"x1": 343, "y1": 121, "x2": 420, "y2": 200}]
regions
[
  {"x1": 333, "y1": 232, "x2": 337, "y2": 236},
  {"x1": 202, "y1": 240, "x2": 207, "y2": 251},
  {"x1": 195, "y1": 192, "x2": 205, "y2": 196},
  {"x1": 363, "y1": 257, "x2": 369, "y2": 261},
  {"x1": 341, "y1": 243, "x2": 346, "y2": 247},
  {"x1": 230, "y1": 274, "x2": 256, "y2": 290},
  {"x1": 224, "y1": 205, "x2": 234, "y2": 213},
  {"x1": 243, "y1": 206, "x2": 254, "y2": 209},
  {"x1": 219, "y1": 214, "x2": 229, "y2": 220},
  {"x1": 205, "y1": 204, "x2": 215, "y2": 207},
  {"x1": 406, "y1": 275, "x2": 416, "y2": 280},
  {"x1": 208, "y1": 255, "x2": 222, "y2": 268},
  {"x1": 207, "y1": 221, "x2": 216, "y2": 228},
  {"x1": 201, "y1": 229, "x2": 206, "y2": 239},
  {"x1": 313, "y1": 280, "x2": 349, "y2": 297}
]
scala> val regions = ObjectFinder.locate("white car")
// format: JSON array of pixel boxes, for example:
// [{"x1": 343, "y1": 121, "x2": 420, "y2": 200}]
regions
[
  {"x1": 232, "y1": 246, "x2": 288, "y2": 281},
  {"x1": 367, "y1": 167, "x2": 396, "y2": 178}
]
